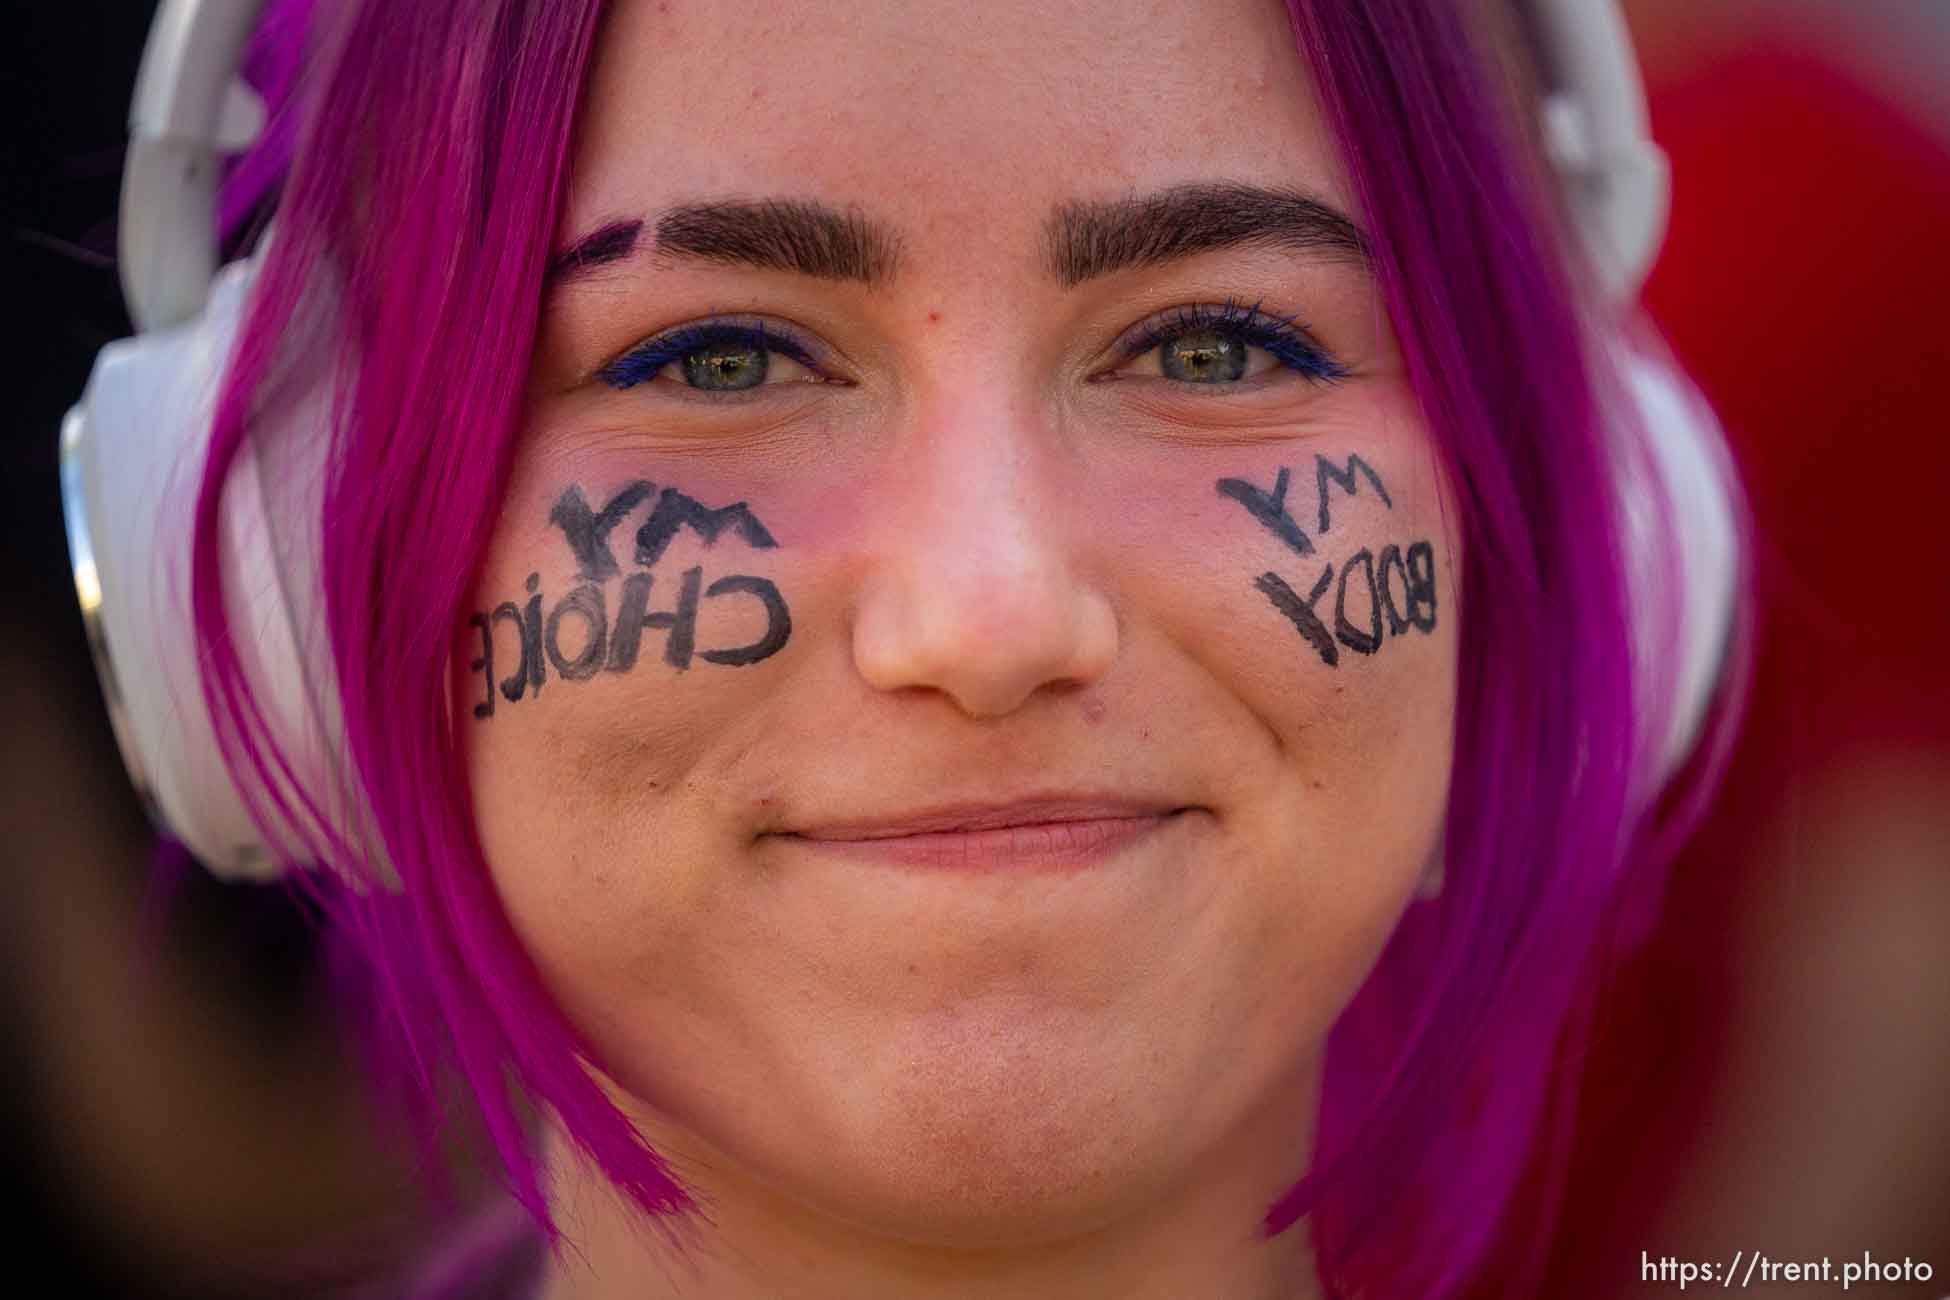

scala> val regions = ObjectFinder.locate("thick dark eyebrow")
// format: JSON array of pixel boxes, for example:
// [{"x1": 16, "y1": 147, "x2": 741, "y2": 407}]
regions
[
  {"x1": 1044, "y1": 182, "x2": 1369, "y2": 287},
  {"x1": 547, "y1": 199, "x2": 902, "y2": 287}
]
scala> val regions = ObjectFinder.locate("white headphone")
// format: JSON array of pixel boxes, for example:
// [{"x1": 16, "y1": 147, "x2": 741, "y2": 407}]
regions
[{"x1": 60, "y1": 0, "x2": 1739, "y2": 880}]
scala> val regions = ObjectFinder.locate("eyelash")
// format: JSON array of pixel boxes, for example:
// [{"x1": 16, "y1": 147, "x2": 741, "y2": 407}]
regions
[
  {"x1": 593, "y1": 298, "x2": 1348, "y2": 394},
  {"x1": 595, "y1": 319, "x2": 828, "y2": 391},
  {"x1": 1109, "y1": 298, "x2": 1348, "y2": 386}
]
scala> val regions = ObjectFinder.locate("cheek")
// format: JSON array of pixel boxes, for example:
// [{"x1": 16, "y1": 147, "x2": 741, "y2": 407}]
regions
[
  {"x1": 453, "y1": 469, "x2": 803, "y2": 979},
  {"x1": 1087, "y1": 440, "x2": 1458, "y2": 937},
  {"x1": 1097, "y1": 438, "x2": 1456, "y2": 729}
]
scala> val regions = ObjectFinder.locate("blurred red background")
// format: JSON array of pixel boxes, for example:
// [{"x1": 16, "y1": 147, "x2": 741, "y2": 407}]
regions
[{"x1": 1540, "y1": 4, "x2": 1950, "y2": 1295}]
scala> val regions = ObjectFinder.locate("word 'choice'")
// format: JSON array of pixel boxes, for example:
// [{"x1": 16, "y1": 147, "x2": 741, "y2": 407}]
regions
[{"x1": 468, "y1": 482, "x2": 790, "y2": 719}]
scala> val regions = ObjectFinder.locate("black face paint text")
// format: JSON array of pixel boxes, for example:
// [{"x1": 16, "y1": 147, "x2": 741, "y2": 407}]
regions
[
  {"x1": 1218, "y1": 454, "x2": 1437, "y2": 667},
  {"x1": 469, "y1": 482, "x2": 791, "y2": 719}
]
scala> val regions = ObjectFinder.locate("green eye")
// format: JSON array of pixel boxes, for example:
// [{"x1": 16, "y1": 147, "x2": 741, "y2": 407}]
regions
[
  {"x1": 1111, "y1": 301, "x2": 1350, "y2": 388},
  {"x1": 597, "y1": 319, "x2": 826, "y2": 393},
  {"x1": 683, "y1": 343, "x2": 770, "y2": 391},
  {"x1": 1159, "y1": 329, "x2": 1249, "y2": 383}
]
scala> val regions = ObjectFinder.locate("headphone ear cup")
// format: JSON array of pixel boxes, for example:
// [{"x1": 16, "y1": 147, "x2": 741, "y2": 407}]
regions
[
  {"x1": 61, "y1": 255, "x2": 342, "y2": 878},
  {"x1": 1612, "y1": 343, "x2": 1743, "y2": 789}
]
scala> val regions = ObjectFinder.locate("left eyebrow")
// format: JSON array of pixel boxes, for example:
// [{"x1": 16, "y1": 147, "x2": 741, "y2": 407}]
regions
[
  {"x1": 546, "y1": 199, "x2": 903, "y2": 288},
  {"x1": 1043, "y1": 182, "x2": 1369, "y2": 287}
]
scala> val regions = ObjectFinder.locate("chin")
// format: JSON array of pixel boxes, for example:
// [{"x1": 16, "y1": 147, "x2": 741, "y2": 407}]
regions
[{"x1": 630, "y1": 998, "x2": 1296, "y2": 1253}]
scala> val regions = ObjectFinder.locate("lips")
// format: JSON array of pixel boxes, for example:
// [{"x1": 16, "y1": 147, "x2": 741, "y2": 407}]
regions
[
  {"x1": 790, "y1": 797, "x2": 1183, "y2": 840},
  {"x1": 775, "y1": 797, "x2": 1192, "y2": 871}
]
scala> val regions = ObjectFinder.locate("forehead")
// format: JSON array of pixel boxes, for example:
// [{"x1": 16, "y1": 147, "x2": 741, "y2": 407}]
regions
[{"x1": 567, "y1": 0, "x2": 1350, "y2": 257}]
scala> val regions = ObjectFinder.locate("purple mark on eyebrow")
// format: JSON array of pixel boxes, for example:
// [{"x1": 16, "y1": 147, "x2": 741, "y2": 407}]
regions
[{"x1": 546, "y1": 219, "x2": 644, "y2": 282}]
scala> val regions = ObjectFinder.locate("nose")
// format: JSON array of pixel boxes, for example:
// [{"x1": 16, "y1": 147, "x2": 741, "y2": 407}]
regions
[{"x1": 850, "y1": 396, "x2": 1119, "y2": 719}]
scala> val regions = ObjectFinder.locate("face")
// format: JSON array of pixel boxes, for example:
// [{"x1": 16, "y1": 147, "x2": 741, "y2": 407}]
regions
[{"x1": 461, "y1": 0, "x2": 1457, "y2": 1255}]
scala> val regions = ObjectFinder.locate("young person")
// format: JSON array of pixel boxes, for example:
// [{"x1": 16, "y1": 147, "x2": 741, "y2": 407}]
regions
[{"x1": 65, "y1": 0, "x2": 1745, "y2": 1294}]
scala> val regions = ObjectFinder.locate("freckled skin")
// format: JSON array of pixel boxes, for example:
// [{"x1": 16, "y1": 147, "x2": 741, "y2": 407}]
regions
[{"x1": 460, "y1": 1, "x2": 1461, "y2": 1297}]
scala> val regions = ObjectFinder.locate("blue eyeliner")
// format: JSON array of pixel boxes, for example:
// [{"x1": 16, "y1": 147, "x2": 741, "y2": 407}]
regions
[
  {"x1": 594, "y1": 298, "x2": 1345, "y2": 394},
  {"x1": 595, "y1": 320, "x2": 825, "y2": 391},
  {"x1": 1118, "y1": 298, "x2": 1348, "y2": 384}
]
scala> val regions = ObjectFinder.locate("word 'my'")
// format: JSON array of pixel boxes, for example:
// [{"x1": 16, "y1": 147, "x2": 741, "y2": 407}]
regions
[
  {"x1": 1218, "y1": 454, "x2": 1437, "y2": 667},
  {"x1": 468, "y1": 482, "x2": 790, "y2": 719}
]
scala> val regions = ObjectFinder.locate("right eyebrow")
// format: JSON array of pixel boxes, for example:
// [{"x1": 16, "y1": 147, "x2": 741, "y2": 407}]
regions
[
  {"x1": 1043, "y1": 182, "x2": 1369, "y2": 287},
  {"x1": 546, "y1": 198, "x2": 904, "y2": 288}
]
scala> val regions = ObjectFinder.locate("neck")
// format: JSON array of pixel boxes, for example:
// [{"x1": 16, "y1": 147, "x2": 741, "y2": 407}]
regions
[{"x1": 534, "y1": 1086, "x2": 1324, "y2": 1300}]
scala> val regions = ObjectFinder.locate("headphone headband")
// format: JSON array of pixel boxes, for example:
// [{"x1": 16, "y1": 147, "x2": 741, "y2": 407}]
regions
[
  {"x1": 114, "y1": 0, "x2": 1670, "y2": 338},
  {"x1": 1521, "y1": 0, "x2": 1672, "y2": 297},
  {"x1": 121, "y1": 0, "x2": 267, "y2": 331}
]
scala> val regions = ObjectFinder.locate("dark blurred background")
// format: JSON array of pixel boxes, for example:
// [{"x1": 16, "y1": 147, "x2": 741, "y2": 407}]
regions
[
  {"x1": 4, "y1": 2, "x2": 1946, "y2": 1296},
  {"x1": 5, "y1": 5, "x2": 428, "y2": 1296}
]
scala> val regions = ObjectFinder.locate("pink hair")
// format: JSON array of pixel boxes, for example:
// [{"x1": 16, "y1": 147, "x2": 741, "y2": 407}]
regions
[{"x1": 191, "y1": 1, "x2": 1746, "y2": 1294}]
